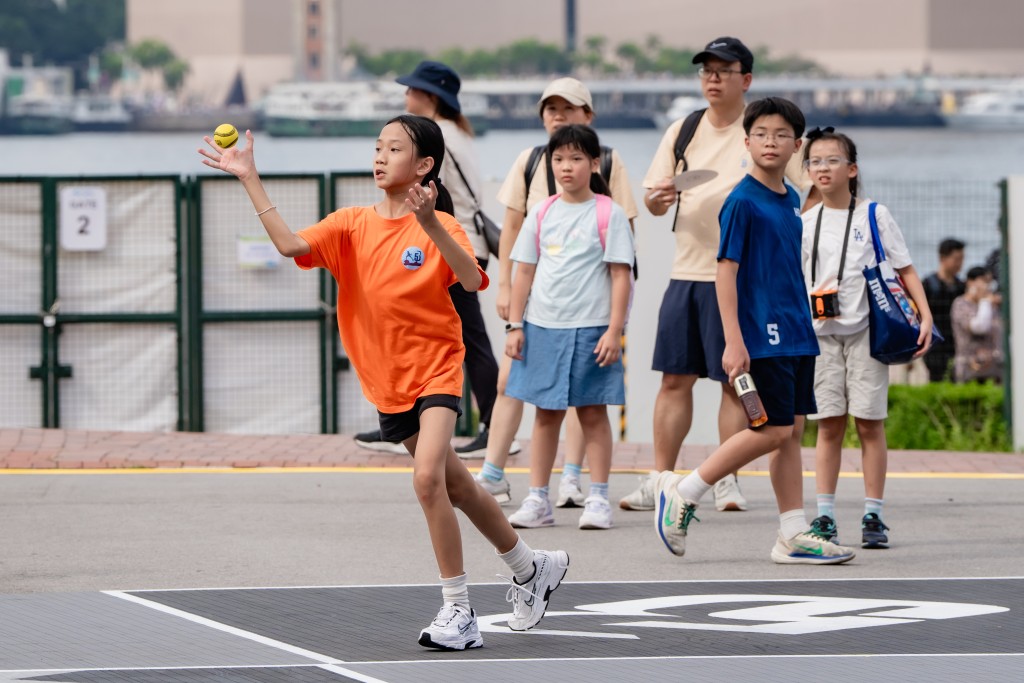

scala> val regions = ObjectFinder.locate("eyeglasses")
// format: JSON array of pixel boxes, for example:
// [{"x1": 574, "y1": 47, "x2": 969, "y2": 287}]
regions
[
  {"x1": 803, "y1": 156, "x2": 850, "y2": 170},
  {"x1": 698, "y1": 67, "x2": 743, "y2": 80},
  {"x1": 748, "y1": 131, "x2": 795, "y2": 143}
]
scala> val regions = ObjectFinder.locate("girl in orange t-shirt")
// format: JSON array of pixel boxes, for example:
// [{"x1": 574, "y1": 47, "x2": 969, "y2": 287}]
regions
[{"x1": 198, "y1": 114, "x2": 568, "y2": 651}]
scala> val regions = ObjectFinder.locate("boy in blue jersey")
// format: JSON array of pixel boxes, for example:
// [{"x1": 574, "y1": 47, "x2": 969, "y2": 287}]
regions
[{"x1": 654, "y1": 97, "x2": 856, "y2": 564}]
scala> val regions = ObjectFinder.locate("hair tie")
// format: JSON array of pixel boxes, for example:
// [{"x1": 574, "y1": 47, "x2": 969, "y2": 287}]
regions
[{"x1": 805, "y1": 126, "x2": 835, "y2": 141}]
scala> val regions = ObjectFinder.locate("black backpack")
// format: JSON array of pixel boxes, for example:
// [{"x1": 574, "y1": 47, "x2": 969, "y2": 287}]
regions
[
  {"x1": 524, "y1": 144, "x2": 614, "y2": 196},
  {"x1": 668, "y1": 107, "x2": 707, "y2": 231}
]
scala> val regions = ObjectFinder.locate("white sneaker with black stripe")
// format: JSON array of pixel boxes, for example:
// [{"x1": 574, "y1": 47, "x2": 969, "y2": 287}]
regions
[
  {"x1": 417, "y1": 603, "x2": 483, "y2": 650},
  {"x1": 505, "y1": 549, "x2": 570, "y2": 631}
]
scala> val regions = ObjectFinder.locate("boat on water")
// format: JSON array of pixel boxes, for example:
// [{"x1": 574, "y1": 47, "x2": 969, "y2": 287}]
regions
[
  {"x1": 0, "y1": 62, "x2": 74, "y2": 135},
  {"x1": 71, "y1": 93, "x2": 134, "y2": 132},
  {"x1": 944, "y1": 84, "x2": 1024, "y2": 130},
  {"x1": 262, "y1": 81, "x2": 489, "y2": 137}
]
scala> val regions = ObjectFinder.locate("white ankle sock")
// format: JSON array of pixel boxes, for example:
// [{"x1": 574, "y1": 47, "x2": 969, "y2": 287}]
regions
[
  {"x1": 497, "y1": 536, "x2": 536, "y2": 583},
  {"x1": 779, "y1": 509, "x2": 809, "y2": 540},
  {"x1": 440, "y1": 573, "x2": 469, "y2": 609},
  {"x1": 676, "y1": 471, "x2": 712, "y2": 503}
]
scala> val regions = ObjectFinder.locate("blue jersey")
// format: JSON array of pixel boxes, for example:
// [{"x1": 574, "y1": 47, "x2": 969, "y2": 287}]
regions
[{"x1": 717, "y1": 175, "x2": 819, "y2": 359}]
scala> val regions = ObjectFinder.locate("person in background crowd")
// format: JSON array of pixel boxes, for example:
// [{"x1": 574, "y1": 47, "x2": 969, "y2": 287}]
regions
[
  {"x1": 951, "y1": 265, "x2": 1004, "y2": 384},
  {"x1": 921, "y1": 238, "x2": 965, "y2": 382}
]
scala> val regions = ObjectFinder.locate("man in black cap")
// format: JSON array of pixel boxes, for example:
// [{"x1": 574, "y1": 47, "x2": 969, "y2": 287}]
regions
[{"x1": 621, "y1": 37, "x2": 809, "y2": 515}]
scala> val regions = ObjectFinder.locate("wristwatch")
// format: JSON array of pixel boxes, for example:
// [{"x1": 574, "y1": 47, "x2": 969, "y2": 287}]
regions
[{"x1": 505, "y1": 321, "x2": 524, "y2": 333}]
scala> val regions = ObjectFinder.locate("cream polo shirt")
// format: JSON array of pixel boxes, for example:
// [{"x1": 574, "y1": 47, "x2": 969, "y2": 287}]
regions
[
  {"x1": 643, "y1": 110, "x2": 809, "y2": 282},
  {"x1": 497, "y1": 146, "x2": 639, "y2": 219}
]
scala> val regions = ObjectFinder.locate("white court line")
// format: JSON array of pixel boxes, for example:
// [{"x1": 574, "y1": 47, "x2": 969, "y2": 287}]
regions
[
  {"x1": 123, "y1": 575, "x2": 1024, "y2": 593},
  {"x1": 347, "y1": 653, "x2": 1024, "y2": 665},
  {"x1": 104, "y1": 590, "x2": 388, "y2": 683}
]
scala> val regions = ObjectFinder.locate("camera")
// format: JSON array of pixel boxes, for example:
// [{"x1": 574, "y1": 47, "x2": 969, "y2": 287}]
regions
[{"x1": 810, "y1": 290, "x2": 840, "y2": 319}]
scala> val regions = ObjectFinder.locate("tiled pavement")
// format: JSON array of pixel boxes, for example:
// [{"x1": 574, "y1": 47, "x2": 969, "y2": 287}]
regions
[{"x1": 0, "y1": 427, "x2": 1020, "y2": 474}]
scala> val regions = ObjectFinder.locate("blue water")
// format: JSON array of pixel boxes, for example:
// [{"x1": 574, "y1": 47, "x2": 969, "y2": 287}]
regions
[{"x1": 0, "y1": 126, "x2": 1018, "y2": 274}]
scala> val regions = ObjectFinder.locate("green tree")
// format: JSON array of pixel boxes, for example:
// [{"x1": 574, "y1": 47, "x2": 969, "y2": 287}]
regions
[
  {"x1": 130, "y1": 39, "x2": 176, "y2": 70},
  {"x1": 162, "y1": 58, "x2": 190, "y2": 92}
]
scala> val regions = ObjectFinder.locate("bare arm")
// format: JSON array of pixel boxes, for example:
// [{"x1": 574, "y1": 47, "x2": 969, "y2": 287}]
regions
[
  {"x1": 896, "y1": 263, "x2": 934, "y2": 356},
  {"x1": 716, "y1": 258, "x2": 748, "y2": 382},
  {"x1": 198, "y1": 130, "x2": 309, "y2": 257},
  {"x1": 505, "y1": 261, "x2": 536, "y2": 360},
  {"x1": 496, "y1": 207, "x2": 526, "y2": 320},
  {"x1": 407, "y1": 182, "x2": 482, "y2": 292},
  {"x1": 593, "y1": 263, "x2": 631, "y2": 367}
]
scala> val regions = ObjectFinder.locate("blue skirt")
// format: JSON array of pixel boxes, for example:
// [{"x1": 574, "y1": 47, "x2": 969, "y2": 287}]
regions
[{"x1": 506, "y1": 323, "x2": 625, "y2": 410}]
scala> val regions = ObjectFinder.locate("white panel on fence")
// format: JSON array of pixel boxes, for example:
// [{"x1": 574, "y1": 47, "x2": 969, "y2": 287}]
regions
[
  {"x1": 0, "y1": 326, "x2": 43, "y2": 428},
  {"x1": 1007, "y1": 176, "x2": 1023, "y2": 451},
  {"x1": 0, "y1": 183, "x2": 43, "y2": 315},
  {"x1": 59, "y1": 323, "x2": 178, "y2": 432},
  {"x1": 203, "y1": 321, "x2": 320, "y2": 435},
  {"x1": 57, "y1": 180, "x2": 178, "y2": 315},
  {"x1": 200, "y1": 178, "x2": 322, "y2": 312},
  {"x1": 59, "y1": 186, "x2": 107, "y2": 251}
]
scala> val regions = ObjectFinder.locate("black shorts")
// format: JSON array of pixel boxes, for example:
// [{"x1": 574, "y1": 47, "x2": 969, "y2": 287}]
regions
[
  {"x1": 377, "y1": 395, "x2": 463, "y2": 444},
  {"x1": 747, "y1": 356, "x2": 817, "y2": 427},
  {"x1": 652, "y1": 280, "x2": 728, "y2": 381}
]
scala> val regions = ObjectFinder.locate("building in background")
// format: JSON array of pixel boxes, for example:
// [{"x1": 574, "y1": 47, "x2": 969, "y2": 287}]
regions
[{"x1": 127, "y1": 0, "x2": 1024, "y2": 106}]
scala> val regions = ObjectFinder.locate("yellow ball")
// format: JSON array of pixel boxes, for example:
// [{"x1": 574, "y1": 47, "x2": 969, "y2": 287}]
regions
[{"x1": 213, "y1": 123, "x2": 238, "y2": 149}]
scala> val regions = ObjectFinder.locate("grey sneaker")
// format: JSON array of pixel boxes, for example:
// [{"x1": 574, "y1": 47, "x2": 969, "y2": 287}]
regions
[
  {"x1": 578, "y1": 495, "x2": 613, "y2": 530},
  {"x1": 619, "y1": 471, "x2": 657, "y2": 511},
  {"x1": 654, "y1": 471, "x2": 700, "y2": 556},
  {"x1": 474, "y1": 472, "x2": 511, "y2": 505},
  {"x1": 770, "y1": 530, "x2": 856, "y2": 565},
  {"x1": 505, "y1": 549, "x2": 570, "y2": 631},
  {"x1": 354, "y1": 429, "x2": 406, "y2": 455},
  {"x1": 713, "y1": 474, "x2": 749, "y2": 512},
  {"x1": 455, "y1": 428, "x2": 489, "y2": 459},
  {"x1": 555, "y1": 476, "x2": 586, "y2": 508},
  {"x1": 417, "y1": 603, "x2": 483, "y2": 650},
  {"x1": 508, "y1": 494, "x2": 554, "y2": 528},
  {"x1": 861, "y1": 513, "x2": 890, "y2": 549}
]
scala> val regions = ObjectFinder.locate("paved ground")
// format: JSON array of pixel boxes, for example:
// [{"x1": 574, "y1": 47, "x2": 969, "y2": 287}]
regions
[
  {"x1": 0, "y1": 428, "x2": 1021, "y2": 682},
  {"x1": 1, "y1": 427, "x2": 1021, "y2": 474}
]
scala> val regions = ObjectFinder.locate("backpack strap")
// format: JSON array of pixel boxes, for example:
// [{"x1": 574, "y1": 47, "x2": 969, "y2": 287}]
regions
[
  {"x1": 523, "y1": 145, "x2": 546, "y2": 200},
  {"x1": 534, "y1": 193, "x2": 562, "y2": 256},
  {"x1": 673, "y1": 108, "x2": 707, "y2": 172}
]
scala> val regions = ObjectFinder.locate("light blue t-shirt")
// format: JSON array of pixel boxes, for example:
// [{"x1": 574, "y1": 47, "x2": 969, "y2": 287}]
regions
[
  {"x1": 718, "y1": 175, "x2": 819, "y2": 359},
  {"x1": 511, "y1": 196, "x2": 634, "y2": 329}
]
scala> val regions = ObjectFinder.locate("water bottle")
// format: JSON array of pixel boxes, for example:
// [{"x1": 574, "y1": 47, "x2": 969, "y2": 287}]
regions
[{"x1": 733, "y1": 372, "x2": 768, "y2": 428}]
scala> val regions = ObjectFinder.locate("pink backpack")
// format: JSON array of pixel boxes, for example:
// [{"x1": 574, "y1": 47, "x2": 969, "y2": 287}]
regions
[{"x1": 534, "y1": 193, "x2": 613, "y2": 255}]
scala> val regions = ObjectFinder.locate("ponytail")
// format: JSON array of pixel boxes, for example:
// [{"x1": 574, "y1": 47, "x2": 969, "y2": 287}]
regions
[{"x1": 386, "y1": 114, "x2": 455, "y2": 215}]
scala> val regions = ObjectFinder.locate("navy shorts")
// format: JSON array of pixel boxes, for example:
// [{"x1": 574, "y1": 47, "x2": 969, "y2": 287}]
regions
[
  {"x1": 652, "y1": 280, "x2": 727, "y2": 381},
  {"x1": 377, "y1": 394, "x2": 463, "y2": 444},
  {"x1": 747, "y1": 356, "x2": 817, "y2": 427}
]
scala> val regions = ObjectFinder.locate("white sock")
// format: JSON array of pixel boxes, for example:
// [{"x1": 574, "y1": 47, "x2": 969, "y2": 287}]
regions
[
  {"x1": 497, "y1": 536, "x2": 536, "y2": 584},
  {"x1": 440, "y1": 573, "x2": 470, "y2": 609},
  {"x1": 779, "y1": 509, "x2": 809, "y2": 540},
  {"x1": 676, "y1": 470, "x2": 712, "y2": 503}
]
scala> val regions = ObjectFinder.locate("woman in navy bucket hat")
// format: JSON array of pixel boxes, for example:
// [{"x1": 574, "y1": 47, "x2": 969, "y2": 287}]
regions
[{"x1": 351, "y1": 60, "x2": 503, "y2": 461}]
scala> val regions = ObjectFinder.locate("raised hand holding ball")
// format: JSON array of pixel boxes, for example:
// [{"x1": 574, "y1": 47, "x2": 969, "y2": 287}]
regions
[{"x1": 213, "y1": 123, "x2": 239, "y2": 149}]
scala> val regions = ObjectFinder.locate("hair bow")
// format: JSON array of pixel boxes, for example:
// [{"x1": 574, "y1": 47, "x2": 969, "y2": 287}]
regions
[{"x1": 805, "y1": 126, "x2": 835, "y2": 141}]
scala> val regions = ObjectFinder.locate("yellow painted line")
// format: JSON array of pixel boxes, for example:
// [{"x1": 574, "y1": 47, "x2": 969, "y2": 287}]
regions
[{"x1": 0, "y1": 467, "x2": 1021, "y2": 480}]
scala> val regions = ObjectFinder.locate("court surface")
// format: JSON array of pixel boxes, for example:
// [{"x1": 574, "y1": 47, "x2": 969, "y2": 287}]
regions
[{"x1": 0, "y1": 576, "x2": 1020, "y2": 682}]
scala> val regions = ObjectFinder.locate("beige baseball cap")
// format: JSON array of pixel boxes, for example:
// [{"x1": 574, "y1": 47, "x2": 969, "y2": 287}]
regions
[{"x1": 537, "y1": 77, "x2": 593, "y2": 116}]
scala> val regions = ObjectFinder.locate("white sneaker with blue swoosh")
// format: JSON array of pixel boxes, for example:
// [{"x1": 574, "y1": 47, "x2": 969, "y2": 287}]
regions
[
  {"x1": 418, "y1": 603, "x2": 483, "y2": 650},
  {"x1": 505, "y1": 549, "x2": 570, "y2": 631},
  {"x1": 654, "y1": 470, "x2": 700, "y2": 556}
]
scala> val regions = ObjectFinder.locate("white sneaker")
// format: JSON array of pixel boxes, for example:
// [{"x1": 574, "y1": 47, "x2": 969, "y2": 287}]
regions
[
  {"x1": 417, "y1": 603, "x2": 483, "y2": 650},
  {"x1": 578, "y1": 495, "x2": 613, "y2": 529},
  {"x1": 509, "y1": 440, "x2": 522, "y2": 456},
  {"x1": 713, "y1": 474, "x2": 749, "y2": 512},
  {"x1": 474, "y1": 473, "x2": 511, "y2": 505},
  {"x1": 508, "y1": 494, "x2": 554, "y2": 528},
  {"x1": 619, "y1": 470, "x2": 657, "y2": 511},
  {"x1": 505, "y1": 549, "x2": 570, "y2": 631},
  {"x1": 555, "y1": 476, "x2": 586, "y2": 508},
  {"x1": 770, "y1": 530, "x2": 856, "y2": 565},
  {"x1": 654, "y1": 471, "x2": 700, "y2": 556}
]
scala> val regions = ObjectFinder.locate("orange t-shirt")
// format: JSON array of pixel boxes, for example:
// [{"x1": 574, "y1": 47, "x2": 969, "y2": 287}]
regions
[{"x1": 296, "y1": 206, "x2": 488, "y2": 413}]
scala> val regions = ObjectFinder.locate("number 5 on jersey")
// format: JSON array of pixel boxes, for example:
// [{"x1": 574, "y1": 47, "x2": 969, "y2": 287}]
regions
[{"x1": 766, "y1": 323, "x2": 780, "y2": 346}]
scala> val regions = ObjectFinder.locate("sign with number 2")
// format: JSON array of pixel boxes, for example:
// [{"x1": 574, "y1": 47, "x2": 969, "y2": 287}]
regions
[{"x1": 59, "y1": 186, "x2": 107, "y2": 251}]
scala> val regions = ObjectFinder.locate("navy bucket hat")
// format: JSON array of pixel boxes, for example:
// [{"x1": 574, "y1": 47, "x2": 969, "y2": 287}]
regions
[{"x1": 396, "y1": 61, "x2": 462, "y2": 114}]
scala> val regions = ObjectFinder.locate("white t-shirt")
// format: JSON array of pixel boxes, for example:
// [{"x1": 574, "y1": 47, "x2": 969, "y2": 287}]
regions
[
  {"x1": 511, "y1": 196, "x2": 635, "y2": 329},
  {"x1": 437, "y1": 119, "x2": 487, "y2": 259},
  {"x1": 801, "y1": 199, "x2": 912, "y2": 336}
]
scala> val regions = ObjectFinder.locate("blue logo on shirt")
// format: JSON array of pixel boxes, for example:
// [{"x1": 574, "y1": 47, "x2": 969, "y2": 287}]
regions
[
  {"x1": 402, "y1": 247, "x2": 425, "y2": 270},
  {"x1": 854, "y1": 228, "x2": 865, "y2": 242}
]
